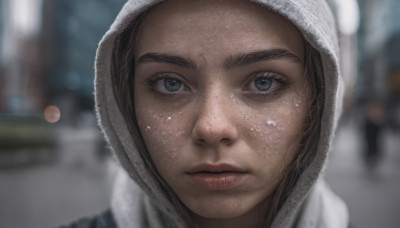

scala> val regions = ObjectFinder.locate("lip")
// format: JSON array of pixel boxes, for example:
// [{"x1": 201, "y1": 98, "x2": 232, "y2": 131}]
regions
[{"x1": 186, "y1": 164, "x2": 248, "y2": 190}]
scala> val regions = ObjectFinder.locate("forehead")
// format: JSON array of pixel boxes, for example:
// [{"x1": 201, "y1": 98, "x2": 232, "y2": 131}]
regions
[{"x1": 135, "y1": 0, "x2": 304, "y2": 62}]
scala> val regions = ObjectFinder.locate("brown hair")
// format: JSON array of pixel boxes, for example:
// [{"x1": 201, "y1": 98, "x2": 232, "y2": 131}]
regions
[
  {"x1": 111, "y1": 7, "x2": 325, "y2": 228},
  {"x1": 263, "y1": 42, "x2": 325, "y2": 226}
]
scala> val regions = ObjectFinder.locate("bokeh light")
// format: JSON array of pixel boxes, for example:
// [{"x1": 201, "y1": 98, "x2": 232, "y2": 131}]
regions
[
  {"x1": 43, "y1": 105, "x2": 61, "y2": 123},
  {"x1": 335, "y1": 0, "x2": 360, "y2": 35}
]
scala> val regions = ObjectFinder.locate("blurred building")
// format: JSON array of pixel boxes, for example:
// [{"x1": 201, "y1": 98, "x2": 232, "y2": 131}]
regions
[
  {"x1": 0, "y1": 0, "x2": 45, "y2": 114},
  {"x1": 0, "y1": 2, "x2": 4, "y2": 111},
  {"x1": 0, "y1": 2, "x2": 3, "y2": 63},
  {"x1": 45, "y1": 0, "x2": 125, "y2": 124},
  {"x1": 326, "y1": 0, "x2": 360, "y2": 118},
  {"x1": 0, "y1": 0, "x2": 125, "y2": 124},
  {"x1": 357, "y1": 0, "x2": 400, "y2": 129}
]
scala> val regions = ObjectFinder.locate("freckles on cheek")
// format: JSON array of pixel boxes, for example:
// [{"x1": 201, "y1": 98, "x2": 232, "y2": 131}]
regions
[
  {"x1": 137, "y1": 111, "x2": 187, "y2": 160},
  {"x1": 243, "y1": 103, "x2": 306, "y2": 159},
  {"x1": 251, "y1": 118, "x2": 286, "y2": 157}
]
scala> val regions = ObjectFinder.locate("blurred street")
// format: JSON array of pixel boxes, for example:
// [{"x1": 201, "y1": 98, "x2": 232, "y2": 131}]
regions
[
  {"x1": 0, "y1": 114, "x2": 399, "y2": 228},
  {"x1": 325, "y1": 115, "x2": 400, "y2": 228},
  {"x1": 0, "y1": 125, "x2": 114, "y2": 228}
]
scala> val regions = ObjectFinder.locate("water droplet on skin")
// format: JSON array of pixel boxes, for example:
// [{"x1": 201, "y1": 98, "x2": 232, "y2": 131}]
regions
[
  {"x1": 146, "y1": 125, "x2": 151, "y2": 131},
  {"x1": 250, "y1": 128, "x2": 254, "y2": 131},
  {"x1": 266, "y1": 120, "x2": 277, "y2": 127},
  {"x1": 295, "y1": 104, "x2": 299, "y2": 107},
  {"x1": 167, "y1": 116, "x2": 172, "y2": 120},
  {"x1": 169, "y1": 150, "x2": 177, "y2": 159}
]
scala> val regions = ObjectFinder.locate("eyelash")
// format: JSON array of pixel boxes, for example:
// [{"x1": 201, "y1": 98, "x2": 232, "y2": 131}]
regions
[
  {"x1": 145, "y1": 71, "x2": 290, "y2": 97},
  {"x1": 244, "y1": 72, "x2": 290, "y2": 97},
  {"x1": 145, "y1": 73, "x2": 189, "y2": 95}
]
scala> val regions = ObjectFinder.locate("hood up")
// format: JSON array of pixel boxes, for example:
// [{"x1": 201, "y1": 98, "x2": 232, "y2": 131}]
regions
[{"x1": 94, "y1": 0, "x2": 347, "y2": 227}]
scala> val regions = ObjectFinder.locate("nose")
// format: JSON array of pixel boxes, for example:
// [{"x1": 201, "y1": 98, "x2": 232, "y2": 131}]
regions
[{"x1": 191, "y1": 93, "x2": 239, "y2": 146}]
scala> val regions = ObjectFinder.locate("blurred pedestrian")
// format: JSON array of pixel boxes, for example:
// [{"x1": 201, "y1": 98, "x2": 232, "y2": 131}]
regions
[{"x1": 363, "y1": 100, "x2": 385, "y2": 171}]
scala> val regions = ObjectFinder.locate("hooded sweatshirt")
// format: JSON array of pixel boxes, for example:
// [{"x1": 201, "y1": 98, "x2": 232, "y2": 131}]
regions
[{"x1": 94, "y1": 0, "x2": 348, "y2": 227}]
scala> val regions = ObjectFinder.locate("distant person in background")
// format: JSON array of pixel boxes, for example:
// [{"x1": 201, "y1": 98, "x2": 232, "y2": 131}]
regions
[
  {"x1": 0, "y1": 67, "x2": 5, "y2": 112},
  {"x1": 363, "y1": 100, "x2": 385, "y2": 171}
]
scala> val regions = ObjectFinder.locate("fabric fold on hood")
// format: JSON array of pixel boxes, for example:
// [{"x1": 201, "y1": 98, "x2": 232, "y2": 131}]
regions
[{"x1": 94, "y1": 0, "x2": 347, "y2": 227}]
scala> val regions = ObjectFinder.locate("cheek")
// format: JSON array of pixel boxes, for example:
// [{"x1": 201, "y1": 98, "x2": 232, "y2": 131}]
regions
[
  {"x1": 242, "y1": 99, "x2": 307, "y2": 162},
  {"x1": 136, "y1": 108, "x2": 188, "y2": 161}
]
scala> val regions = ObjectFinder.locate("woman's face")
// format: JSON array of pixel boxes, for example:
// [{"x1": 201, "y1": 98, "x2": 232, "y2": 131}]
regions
[{"x1": 134, "y1": 0, "x2": 309, "y2": 221}]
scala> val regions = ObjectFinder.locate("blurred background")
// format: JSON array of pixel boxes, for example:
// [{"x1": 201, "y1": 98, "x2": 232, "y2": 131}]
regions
[{"x1": 0, "y1": 0, "x2": 399, "y2": 227}]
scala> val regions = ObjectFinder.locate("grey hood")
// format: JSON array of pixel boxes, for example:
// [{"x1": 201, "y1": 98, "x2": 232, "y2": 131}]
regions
[{"x1": 94, "y1": 0, "x2": 347, "y2": 227}]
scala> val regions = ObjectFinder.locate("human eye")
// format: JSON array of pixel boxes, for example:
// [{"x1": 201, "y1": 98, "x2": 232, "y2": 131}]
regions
[
  {"x1": 146, "y1": 73, "x2": 189, "y2": 94},
  {"x1": 244, "y1": 71, "x2": 289, "y2": 96}
]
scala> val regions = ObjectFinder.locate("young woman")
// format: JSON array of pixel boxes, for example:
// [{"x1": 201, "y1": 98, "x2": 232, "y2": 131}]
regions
[{"x1": 89, "y1": 0, "x2": 347, "y2": 227}]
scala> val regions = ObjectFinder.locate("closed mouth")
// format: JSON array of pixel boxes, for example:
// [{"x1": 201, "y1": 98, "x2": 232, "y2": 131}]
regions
[
  {"x1": 186, "y1": 163, "x2": 248, "y2": 190},
  {"x1": 186, "y1": 163, "x2": 247, "y2": 174}
]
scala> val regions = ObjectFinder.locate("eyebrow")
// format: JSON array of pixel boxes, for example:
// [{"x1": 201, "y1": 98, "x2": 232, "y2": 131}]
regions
[
  {"x1": 225, "y1": 48, "x2": 302, "y2": 70},
  {"x1": 137, "y1": 52, "x2": 198, "y2": 70},
  {"x1": 137, "y1": 48, "x2": 301, "y2": 71}
]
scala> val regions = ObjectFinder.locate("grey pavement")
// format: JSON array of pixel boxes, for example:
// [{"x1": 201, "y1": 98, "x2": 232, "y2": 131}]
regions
[
  {"x1": 326, "y1": 119, "x2": 400, "y2": 228},
  {"x1": 0, "y1": 126, "x2": 114, "y2": 228},
  {"x1": 0, "y1": 121, "x2": 399, "y2": 228}
]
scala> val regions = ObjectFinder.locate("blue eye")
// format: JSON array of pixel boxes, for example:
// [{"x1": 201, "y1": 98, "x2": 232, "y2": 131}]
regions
[
  {"x1": 163, "y1": 78, "x2": 182, "y2": 92},
  {"x1": 146, "y1": 73, "x2": 188, "y2": 94},
  {"x1": 246, "y1": 72, "x2": 288, "y2": 95},
  {"x1": 252, "y1": 77, "x2": 272, "y2": 91}
]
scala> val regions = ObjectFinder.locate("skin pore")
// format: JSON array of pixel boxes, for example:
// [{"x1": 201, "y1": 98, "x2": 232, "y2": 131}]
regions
[{"x1": 133, "y1": 0, "x2": 310, "y2": 227}]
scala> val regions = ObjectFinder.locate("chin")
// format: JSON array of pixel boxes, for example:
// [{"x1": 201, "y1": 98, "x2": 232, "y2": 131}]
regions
[
  {"x1": 186, "y1": 196, "x2": 258, "y2": 220},
  {"x1": 194, "y1": 208, "x2": 249, "y2": 220}
]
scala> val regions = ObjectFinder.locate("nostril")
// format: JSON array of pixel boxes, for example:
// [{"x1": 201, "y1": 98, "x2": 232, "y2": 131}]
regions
[
  {"x1": 220, "y1": 138, "x2": 231, "y2": 144},
  {"x1": 196, "y1": 138, "x2": 206, "y2": 144},
  {"x1": 195, "y1": 137, "x2": 232, "y2": 146}
]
